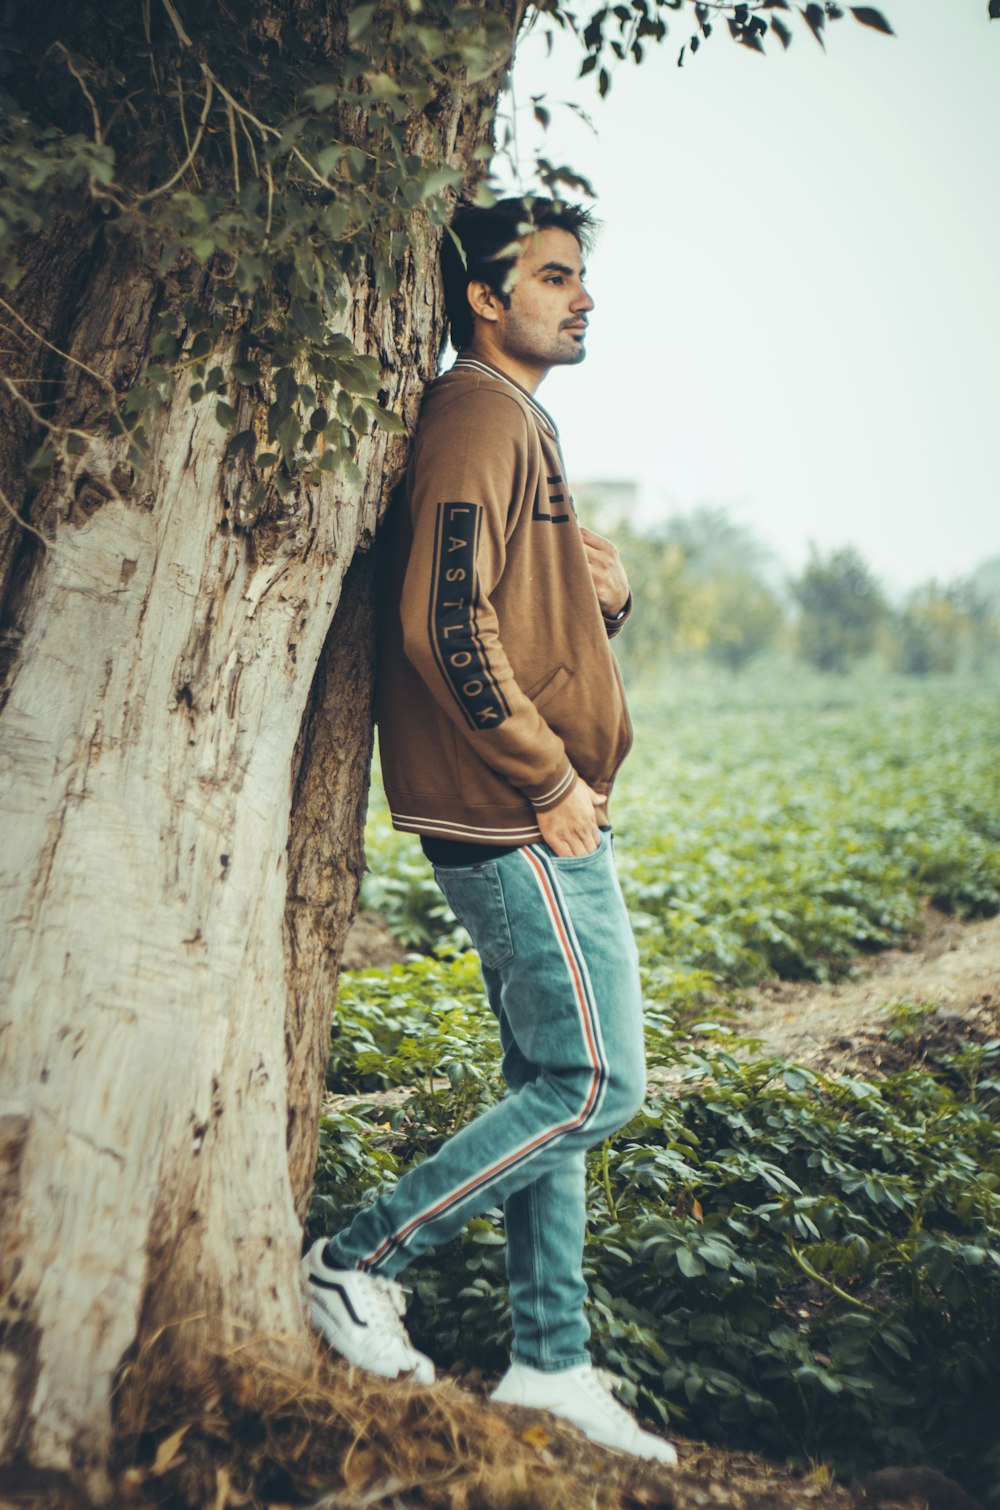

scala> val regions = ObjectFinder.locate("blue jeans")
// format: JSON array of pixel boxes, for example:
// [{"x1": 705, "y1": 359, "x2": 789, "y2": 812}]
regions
[{"x1": 325, "y1": 830, "x2": 645, "y2": 1371}]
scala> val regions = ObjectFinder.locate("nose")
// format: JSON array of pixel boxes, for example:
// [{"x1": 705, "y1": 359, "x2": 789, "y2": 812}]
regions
[{"x1": 573, "y1": 281, "x2": 595, "y2": 313}]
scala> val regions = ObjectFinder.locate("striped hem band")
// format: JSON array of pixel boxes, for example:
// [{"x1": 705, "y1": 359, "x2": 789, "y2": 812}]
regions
[
  {"x1": 530, "y1": 765, "x2": 575, "y2": 810},
  {"x1": 390, "y1": 810, "x2": 542, "y2": 843}
]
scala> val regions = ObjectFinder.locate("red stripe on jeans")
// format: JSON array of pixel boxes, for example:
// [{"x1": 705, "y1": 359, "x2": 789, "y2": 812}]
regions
[{"x1": 358, "y1": 847, "x2": 603, "y2": 1269}]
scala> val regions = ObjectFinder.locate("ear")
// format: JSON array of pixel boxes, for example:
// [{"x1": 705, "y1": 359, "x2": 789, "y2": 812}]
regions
[{"x1": 466, "y1": 280, "x2": 502, "y2": 326}]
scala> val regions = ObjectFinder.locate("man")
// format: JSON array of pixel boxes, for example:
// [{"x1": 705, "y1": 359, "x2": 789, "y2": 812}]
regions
[{"x1": 302, "y1": 197, "x2": 676, "y2": 1466}]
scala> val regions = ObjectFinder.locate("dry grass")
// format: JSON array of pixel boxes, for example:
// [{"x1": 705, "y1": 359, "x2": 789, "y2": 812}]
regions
[
  {"x1": 98, "y1": 1332, "x2": 912, "y2": 1510},
  {"x1": 112, "y1": 1338, "x2": 638, "y2": 1509},
  {"x1": 0, "y1": 1335, "x2": 938, "y2": 1510}
]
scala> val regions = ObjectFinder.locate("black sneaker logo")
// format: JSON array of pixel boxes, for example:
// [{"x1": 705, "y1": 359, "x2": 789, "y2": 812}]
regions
[{"x1": 310, "y1": 1275, "x2": 367, "y2": 1327}]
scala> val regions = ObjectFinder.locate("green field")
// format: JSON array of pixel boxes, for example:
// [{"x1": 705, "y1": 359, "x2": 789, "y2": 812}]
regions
[
  {"x1": 312, "y1": 670, "x2": 1000, "y2": 1498},
  {"x1": 362, "y1": 668, "x2": 1000, "y2": 992}
]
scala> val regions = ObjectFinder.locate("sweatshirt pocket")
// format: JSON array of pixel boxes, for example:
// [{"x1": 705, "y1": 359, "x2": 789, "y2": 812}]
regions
[{"x1": 524, "y1": 664, "x2": 573, "y2": 712}]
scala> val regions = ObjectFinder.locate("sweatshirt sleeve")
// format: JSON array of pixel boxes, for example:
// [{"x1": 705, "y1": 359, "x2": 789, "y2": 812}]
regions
[{"x1": 398, "y1": 386, "x2": 577, "y2": 811}]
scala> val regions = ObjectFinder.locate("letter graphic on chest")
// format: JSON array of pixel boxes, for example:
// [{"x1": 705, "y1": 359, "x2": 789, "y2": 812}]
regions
[
  {"x1": 532, "y1": 473, "x2": 572, "y2": 525},
  {"x1": 429, "y1": 502, "x2": 511, "y2": 730}
]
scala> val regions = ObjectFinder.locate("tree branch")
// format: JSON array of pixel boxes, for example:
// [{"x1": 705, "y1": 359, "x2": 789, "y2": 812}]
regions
[{"x1": 135, "y1": 76, "x2": 214, "y2": 203}]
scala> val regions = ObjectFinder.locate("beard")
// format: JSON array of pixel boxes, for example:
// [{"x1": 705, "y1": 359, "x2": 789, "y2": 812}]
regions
[{"x1": 500, "y1": 307, "x2": 588, "y2": 368}]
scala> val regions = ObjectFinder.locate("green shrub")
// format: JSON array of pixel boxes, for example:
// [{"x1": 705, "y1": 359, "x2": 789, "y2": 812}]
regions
[{"x1": 310, "y1": 956, "x2": 1000, "y2": 1501}]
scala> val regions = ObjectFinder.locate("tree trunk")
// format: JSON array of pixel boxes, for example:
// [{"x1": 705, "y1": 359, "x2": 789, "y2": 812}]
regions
[{"x1": 0, "y1": 49, "x2": 510, "y2": 1502}]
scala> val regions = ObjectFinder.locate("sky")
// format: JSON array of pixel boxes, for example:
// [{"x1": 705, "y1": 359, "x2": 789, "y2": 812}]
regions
[{"x1": 497, "y1": 0, "x2": 999, "y2": 597}]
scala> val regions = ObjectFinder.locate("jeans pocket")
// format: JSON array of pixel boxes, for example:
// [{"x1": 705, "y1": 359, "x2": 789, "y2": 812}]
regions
[
  {"x1": 543, "y1": 828, "x2": 612, "y2": 868},
  {"x1": 432, "y1": 862, "x2": 515, "y2": 968}
]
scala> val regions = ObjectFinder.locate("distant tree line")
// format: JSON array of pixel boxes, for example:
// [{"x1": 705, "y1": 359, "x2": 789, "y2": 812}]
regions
[{"x1": 579, "y1": 503, "x2": 1000, "y2": 679}]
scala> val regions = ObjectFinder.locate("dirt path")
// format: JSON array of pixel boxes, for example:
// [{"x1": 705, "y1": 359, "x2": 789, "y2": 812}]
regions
[
  {"x1": 345, "y1": 904, "x2": 1000, "y2": 1072},
  {"x1": 731, "y1": 905, "x2": 1000, "y2": 1071}
]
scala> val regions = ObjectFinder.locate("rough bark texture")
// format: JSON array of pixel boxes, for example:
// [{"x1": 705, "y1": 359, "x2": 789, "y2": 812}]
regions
[
  {"x1": 0, "y1": 26, "x2": 514, "y2": 1501},
  {"x1": 284, "y1": 545, "x2": 380, "y2": 1220}
]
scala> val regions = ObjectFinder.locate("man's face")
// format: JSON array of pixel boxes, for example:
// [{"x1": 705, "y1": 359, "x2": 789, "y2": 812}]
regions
[{"x1": 491, "y1": 226, "x2": 594, "y2": 374}]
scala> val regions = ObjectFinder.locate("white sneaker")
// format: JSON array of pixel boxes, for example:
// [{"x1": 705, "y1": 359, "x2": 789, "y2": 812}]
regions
[
  {"x1": 491, "y1": 1361, "x2": 678, "y2": 1465},
  {"x1": 300, "y1": 1239, "x2": 435, "y2": 1384}
]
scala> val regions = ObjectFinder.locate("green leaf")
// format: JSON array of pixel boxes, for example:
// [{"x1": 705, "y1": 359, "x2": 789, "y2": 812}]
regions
[
  {"x1": 880, "y1": 1329, "x2": 912, "y2": 1360},
  {"x1": 687, "y1": 1313, "x2": 726, "y2": 1343},
  {"x1": 676, "y1": 1247, "x2": 706, "y2": 1278},
  {"x1": 347, "y1": 3, "x2": 376, "y2": 42},
  {"x1": 215, "y1": 401, "x2": 237, "y2": 428},
  {"x1": 276, "y1": 412, "x2": 300, "y2": 455},
  {"x1": 316, "y1": 145, "x2": 345, "y2": 176},
  {"x1": 233, "y1": 363, "x2": 262, "y2": 386},
  {"x1": 849, "y1": 6, "x2": 894, "y2": 33},
  {"x1": 151, "y1": 332, "x2": 179, "y2": 360},
  {"x1": 305, "y1": 85, "x2": 341, "y2": 111},
  {"x1": 802, "y1": 3, "x2": 826, "y2": 46},
  {"x1": 227, "y1": 428, "x2": 257, "y2": 458},
  {"x1": 797, "y1": 1364, "x2": 843, "y2": 1395},
  {"x1": 362, "y1": 399, "x2": 407, "y2": 435},
  {"x1": 121, "y1": 385, "x2": 157, "y2": 417},
  {"x1": 771, "y1": 15, "x2": 792, "y2": 46},
  {"x1": 26, "y1": 443, "x2": 57, "y2": 484},
  {"x1": 421, "y1": 167, "x2": 464, "y2": 199}
]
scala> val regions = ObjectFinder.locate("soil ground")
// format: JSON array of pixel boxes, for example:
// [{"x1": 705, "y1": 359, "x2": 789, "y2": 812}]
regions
[{"x1": 732, "y1": 905, "x2": 1000, "y2": 1074}]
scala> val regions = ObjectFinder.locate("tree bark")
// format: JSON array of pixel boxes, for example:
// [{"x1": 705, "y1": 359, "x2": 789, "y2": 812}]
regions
[{"x1": 0, "y1": 36, "x2": 512, "y2": 1501}]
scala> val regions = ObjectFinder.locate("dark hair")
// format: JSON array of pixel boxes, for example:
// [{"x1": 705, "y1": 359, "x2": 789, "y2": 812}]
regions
[{"x1": 441, "y1": 196, "x2": 596, "y2": 352}]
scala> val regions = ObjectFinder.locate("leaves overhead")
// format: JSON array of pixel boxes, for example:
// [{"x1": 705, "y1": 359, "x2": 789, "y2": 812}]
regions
[
  {"x1": 770, "y1": 15, "x2": 793, "y2": 47},
  {"x1": 1, "y1": 0, "x2": 518, "y2": 498},
  {"x1": 850, "y1": 5, "x2": 894, "y2": 34},
  {"x1": 2, "y1": 0, "x2": 899, "y2": 518}
]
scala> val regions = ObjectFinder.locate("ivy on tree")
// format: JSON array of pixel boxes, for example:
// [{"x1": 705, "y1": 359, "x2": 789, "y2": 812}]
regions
[{"x1": 1, "y1": 0, "x2": 895, "y2": 526}]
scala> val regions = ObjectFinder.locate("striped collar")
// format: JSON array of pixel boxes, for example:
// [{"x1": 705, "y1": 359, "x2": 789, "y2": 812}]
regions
[{"x1": 450, "y1": 356, "x2": 559, "y2": 439}]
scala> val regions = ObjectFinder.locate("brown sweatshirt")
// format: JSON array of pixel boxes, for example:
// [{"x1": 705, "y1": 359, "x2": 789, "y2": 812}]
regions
[{"x1": 376, "y1": 356, "x2": 633, "y2": 844}]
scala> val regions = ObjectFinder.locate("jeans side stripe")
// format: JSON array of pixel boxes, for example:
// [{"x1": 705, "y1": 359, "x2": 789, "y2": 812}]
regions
[
  {"x1": 357, "y1": 848, "x2": 606, "y2": 1270},
  {"x1": 523, "y1": 844, "x2": 609, "y2": 1123}
]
